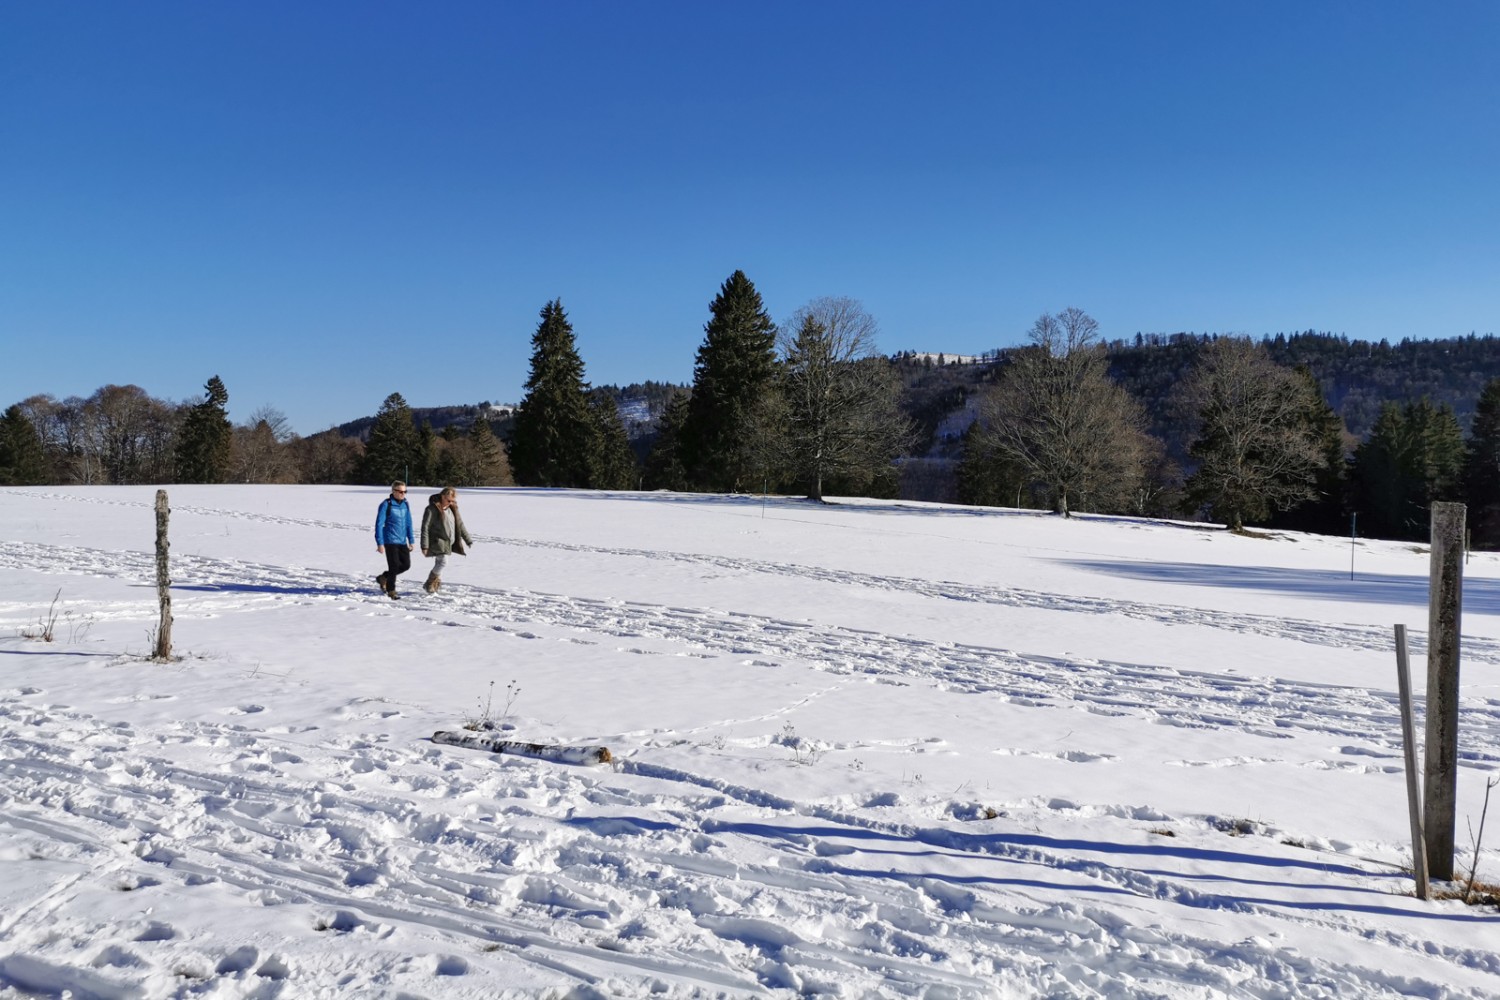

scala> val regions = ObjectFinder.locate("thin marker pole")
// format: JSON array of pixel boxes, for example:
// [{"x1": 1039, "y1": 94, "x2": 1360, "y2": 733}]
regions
[
  {"x1": 1394, "y1": 624, "x2": 1429, "y2": 900},
  {"x1": 1350, "y1": 512, "x2": 1357, "y2": 581}
]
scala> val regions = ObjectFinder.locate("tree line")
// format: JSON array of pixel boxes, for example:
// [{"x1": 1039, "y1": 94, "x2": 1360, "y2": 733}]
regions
[
  {"x1": 0, "y1": 380, "x2": 512, "y2": 490},
  {"x1": 5, "y1": 272, "x2": 1500, "y2": 546}
]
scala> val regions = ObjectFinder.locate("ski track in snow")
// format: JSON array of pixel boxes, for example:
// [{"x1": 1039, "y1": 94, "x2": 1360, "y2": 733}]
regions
[{"x1": 6, "y1": 492, "x2": 1500, "y2": 996}]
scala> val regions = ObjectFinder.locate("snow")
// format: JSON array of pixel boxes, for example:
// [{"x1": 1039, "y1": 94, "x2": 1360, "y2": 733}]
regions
[{"x1": 1, "y1": 484, "x2": 1498, "y2": 998}]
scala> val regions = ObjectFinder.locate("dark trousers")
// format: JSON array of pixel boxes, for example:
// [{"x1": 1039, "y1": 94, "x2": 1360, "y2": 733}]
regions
[{"x1": 383, "y1": 545, "x2": 412, "y2": 586}]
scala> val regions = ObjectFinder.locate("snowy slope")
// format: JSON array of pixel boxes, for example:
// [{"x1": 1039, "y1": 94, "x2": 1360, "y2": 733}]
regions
[{"x1": 1, "y1": 485, "x2": 1498, "y2": 998}]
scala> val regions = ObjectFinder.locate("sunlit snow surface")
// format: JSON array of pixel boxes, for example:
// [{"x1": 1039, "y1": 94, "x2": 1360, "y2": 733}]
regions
[{"x1": 2, "y1": 485, "x2": 1498, "y2": 998}]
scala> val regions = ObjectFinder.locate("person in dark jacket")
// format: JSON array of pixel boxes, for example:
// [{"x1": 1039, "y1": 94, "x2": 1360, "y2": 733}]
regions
[
  {"x1": 374, "y1": 481, "x2": 415, "y2": 599},
  {"x1": 420, "y1": 486, "x2": 473, "y2": 593}
]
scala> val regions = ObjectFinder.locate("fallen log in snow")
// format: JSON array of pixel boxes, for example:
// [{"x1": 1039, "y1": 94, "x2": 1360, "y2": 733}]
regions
[{"x1": 432, "y1": 730, "x2": 613, "y2": 765}]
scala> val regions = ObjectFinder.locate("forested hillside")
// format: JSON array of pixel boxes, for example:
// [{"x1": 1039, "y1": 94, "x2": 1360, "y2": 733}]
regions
[{"x1": 1108, "y1": 331, "x2": 1500, "y2": 443}]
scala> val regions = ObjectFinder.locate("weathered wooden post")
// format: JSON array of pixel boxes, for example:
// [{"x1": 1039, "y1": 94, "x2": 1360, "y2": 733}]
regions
[
  {"x1": 153, "y1": 489, "x2": 172, "y2": 661},
  {"x1": 1424, "y1": 502, "x2": 1465, "y2": 880},
  {"x1": 1394, "y1": 624, "x2": 1429, "y2": 899}
]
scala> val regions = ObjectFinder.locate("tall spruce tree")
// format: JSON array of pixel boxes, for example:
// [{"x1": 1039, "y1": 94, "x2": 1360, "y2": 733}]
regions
[
  {"x1": 588, "y1": 392, "x2": 637, "y2": 490},
  {"x1": 678, "y1": 271, "x2": 778, "y2": 493},
  {"x1": 643, "y1": 390, "x2": 691, "y2": 490},
  {"x1": 1466, "y1": 378, "x2": 1500, "y2": 548},
  {"x1": 467, "y1": 416, "x2": 513, "y2": 486},
  {"x1": 510, "y1": 300, "x2": 597, "y2": 488},
  {"x1": 174, "y1": 375, "x2": 233, "y2": 483},
  {"x1": 0, "y1": 404, "x2": 48, "y2": 485},
  {"x1": 1349, "y1": 399, "x2": 1465, "y2": 540},
  {"x1": 360, "y1": 392, "x2": 421, "y2": 485}
]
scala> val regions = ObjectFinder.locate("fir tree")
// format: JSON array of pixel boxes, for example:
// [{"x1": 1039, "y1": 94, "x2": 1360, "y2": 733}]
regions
[
  {"x1": 0, "y1": 404, "x2": 47, "y2": 485},
  {"x1": 510, "y1": 300, "x2": 597, "y2": 488},
  {"x1": 360, "y1": 392, "x2": 421, "y2": 485},
  {"x1": 588, "y1": 392, "x2": 637, "y2": 490},
  {"x1": 678, "y1": 270, "x2": 778, "y2": 493},
  {"x1": 1466, "y1": 378, "x2": 1500, "y2": 548},
  {"x1": 468, "y1": 416, "x2": 513, "y2": 486},
  {"x1": 643, "y1": 390, "x2": 691, "y2": 490},
  {"x1": 1349, "y1": 399, "x2": 1465, "y2": 540},
  {"x1": 174, "y1": 375, "x2": 233, "y2": 483}
]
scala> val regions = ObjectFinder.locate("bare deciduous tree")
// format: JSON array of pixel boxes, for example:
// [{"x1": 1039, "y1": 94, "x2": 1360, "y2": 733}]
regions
[
  {"x1": 978, "y1": 308, "x2": 1151, "y2": 516},
  {"x1": 772, "y1": 297, "x2": 913, "y2": 501},
  {"x1": 230, "y1": 406, "x2": 299, "y2": 483},
  {"x1": 1180, "y1": 337, "x2": 1323, "y2": 532}
]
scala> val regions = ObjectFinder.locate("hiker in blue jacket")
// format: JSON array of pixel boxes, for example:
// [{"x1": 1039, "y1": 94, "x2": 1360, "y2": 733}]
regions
[{"x1": 374, "y1": 481, "x2": 416, "y2": 599}]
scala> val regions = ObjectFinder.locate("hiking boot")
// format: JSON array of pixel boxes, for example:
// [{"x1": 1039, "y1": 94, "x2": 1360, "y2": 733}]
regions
[
  {"x1": 375, "y1": 572, "x2": 390, "y2": 595},
  {"x1": 423, "y1": 572, "x2": 441, "y2": 594},
  {"x1": 388, "y1": 588, "x2": 401, "y2": 600}
]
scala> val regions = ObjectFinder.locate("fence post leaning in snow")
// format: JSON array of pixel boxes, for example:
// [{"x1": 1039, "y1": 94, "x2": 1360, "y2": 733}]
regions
[
  {"x1": 1424, "y1": 502, "x2": 1465, "y2": 881},
  {"x1": 1394, "y1": 624, "x2": 1429, "y2": 900},
  {"x1": 153, "y1": 489, "x2": 172, "y2": 661}
]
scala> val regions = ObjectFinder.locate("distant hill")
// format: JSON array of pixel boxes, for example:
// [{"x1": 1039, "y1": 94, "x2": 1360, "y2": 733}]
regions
[
  {"x1": 336, "y1": 402, "x2": 515, "y2": 441},
  {"x1": 1108, "y1": 331, "x2": 1500, "y2": 443}
]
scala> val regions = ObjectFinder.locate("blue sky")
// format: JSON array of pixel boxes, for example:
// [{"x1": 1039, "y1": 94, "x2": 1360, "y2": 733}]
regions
[{"x1": 3, "y1": 2, "x2": 1497, "y2": 434}]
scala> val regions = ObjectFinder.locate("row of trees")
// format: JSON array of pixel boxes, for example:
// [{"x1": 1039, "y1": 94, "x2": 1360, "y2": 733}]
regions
[
  {"x1": 7, "y1": 277, "x2": 1500, "y2": 547},
  {"x1": 0, "y1": 375, "x2": 516, "y2": 490},
  {"x1": 507, "y1": 272, "x2": 912, "y2": 502},
  {"x1": 954, "y1": 313, "x2": 1500, "y2": 544}
]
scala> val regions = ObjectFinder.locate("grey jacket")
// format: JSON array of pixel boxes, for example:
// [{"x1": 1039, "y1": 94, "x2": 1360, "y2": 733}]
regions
[{"x1": 420, "y1": 494, "x2": 473, "y2": 556}]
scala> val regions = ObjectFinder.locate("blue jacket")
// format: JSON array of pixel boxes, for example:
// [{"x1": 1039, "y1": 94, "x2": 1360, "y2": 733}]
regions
[{"x1": 375, "y1": 496, "x2": 415, "y2": 546}]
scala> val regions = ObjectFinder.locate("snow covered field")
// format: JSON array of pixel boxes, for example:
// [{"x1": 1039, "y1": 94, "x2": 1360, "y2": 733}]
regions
[{"x1": 2, "y1": 485, "x2": 1499, "y2": 998}]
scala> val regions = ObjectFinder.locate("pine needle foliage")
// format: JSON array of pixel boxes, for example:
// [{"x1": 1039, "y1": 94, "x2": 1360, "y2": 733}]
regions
[
  {"x1": 173, "y1": 376, "x2": 233, "y2": 483},
  {"x1": 510, "y1": 300, "x2": 597, "y2": 488},
  {"x1": 678, "y1": 271, "x2": 778, "y2": 493}
]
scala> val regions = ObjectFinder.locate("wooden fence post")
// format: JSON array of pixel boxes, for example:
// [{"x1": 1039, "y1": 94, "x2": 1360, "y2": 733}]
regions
[
  {"x1": 1424, "y1": 502, "x2": 1465, "y2": 880},
  {"x1": 154, "y1": 490, "x2": 172, "y2": 661},
  {"x1": 1394, "y1": 624, "x2": 1429, "y2": 899}
]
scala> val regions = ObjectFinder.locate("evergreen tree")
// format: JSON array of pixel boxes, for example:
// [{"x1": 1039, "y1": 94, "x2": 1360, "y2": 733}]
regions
[
  {"x1": 1349, "y1": 399, "x2": 1465, "y2": 540},
  {"x1": 414, "y1": 422, "x2": 437, "y2": 486},
  {"x1": 0, "y1": 404, "x2": 48, "y2": 485},
  {"x1": 173, "y1": 375, "x2": 233, "y2": 483},
  {"x1": 510, "y1": 300, "x2": 597, "y2": 488},
  {"x1": 588, "y1": 393, "x2": 637, "y2": 490},
  {"x1": 1348, "y1": 404, "x2": 1410, "y2": 539},
  {"x1": 359, "y1": 392, "x2": 421, "y2": 485},
  {"x1": 955, "y1": 421, "x2": 1031, "y2": 508},
  {"x1": 1466, "y1": 378, "x2": 1500, "y2": 548},
  {"x1": 678, "y1": 270, "x2": 778, "y2": 493},
  {"x1": 643, "y1": 390, "x2": 691, "y2": 491},
  {"x1": 467, "y1": 416, "x2": 513, "y2": 487}
]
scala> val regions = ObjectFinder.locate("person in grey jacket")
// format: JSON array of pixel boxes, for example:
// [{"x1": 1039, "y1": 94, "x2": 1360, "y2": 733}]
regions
[{"x1": 420, "y1": 486, "x2": 473, "y2": 593}]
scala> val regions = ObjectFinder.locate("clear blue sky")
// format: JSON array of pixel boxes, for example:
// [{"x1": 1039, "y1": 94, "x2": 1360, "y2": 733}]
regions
[{"x1": 3, "y1": 2, "x2": 1497, "y2": 434}]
